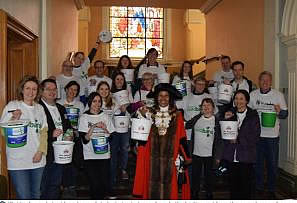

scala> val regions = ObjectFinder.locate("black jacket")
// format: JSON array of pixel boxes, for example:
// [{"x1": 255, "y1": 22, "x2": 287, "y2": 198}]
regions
[
  {"x1": 219, "y1": 107, "x2": 261, "y2": 163},
  {"x1": 185, "y1": 113, "x2": 223, "y2": 161},
  {"x1": 39, "y1": 100, "x2": 72, "y2": 164}
]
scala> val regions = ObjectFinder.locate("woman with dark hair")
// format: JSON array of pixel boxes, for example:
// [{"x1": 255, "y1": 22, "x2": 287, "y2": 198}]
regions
[
  {"x1": 57, "y1": 80, "x2": 85, "y2": 119},
  {"x1": 110, "y1": 72, "x2": 132, "y2": 189},
  {"x1": 78, "y1": 92, "x2": 115, "y2": 199},
  {"x1": 218, "y1": 89, "x2": 261, "y2": 199},
  {"x1": 117, "y1": 55, "x2": 133, "y2": 70},
  {"x1": 133, "y1": 83, "x2": 191, "y2": 199},
  {"x1": 172, "y1": 61, "x2": 193, "y2": 110},
  {"x1": 0, "y1": 75, "x2": 48, "y2": 199},
  {"x1": 136, "y1": 48, "x2": 166, "y2": 85},
  {"x1": 96, "y1": 81, "x2": 118, "y2": 115},
  {"x1": 185, "y1": 98, "x2": 220, "y2": 199},
  {"x1": 57, "y1": 80, "x2": 84, "y2": 198}
]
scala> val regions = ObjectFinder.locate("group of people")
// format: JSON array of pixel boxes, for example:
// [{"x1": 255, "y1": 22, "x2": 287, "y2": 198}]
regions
[{"x1": 0, "y1": 38, "x2": 288, "y2": 200}]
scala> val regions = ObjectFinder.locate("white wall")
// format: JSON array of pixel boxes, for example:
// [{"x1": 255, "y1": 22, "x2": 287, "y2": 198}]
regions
[{"x1": 0, "y1": 0, "x2": 41, "y2": 35}]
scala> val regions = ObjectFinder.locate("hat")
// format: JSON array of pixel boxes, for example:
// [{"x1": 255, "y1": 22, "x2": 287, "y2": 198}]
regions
[{"x1": 147, "y1": 83, "x2": 182, "y2": 100}]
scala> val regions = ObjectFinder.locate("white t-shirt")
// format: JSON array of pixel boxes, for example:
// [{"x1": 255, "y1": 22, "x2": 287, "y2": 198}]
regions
[
  {"x1": 213, "y1": 69, "x2": 234, "y2": 85},
  {"x1": 193, "y1": 115, "x2": 215, "y2": 157},
  {"x1": 42, "y1": 100, "x2": 63, "y2": 141},
  {"x1": 86, "y1": 75, "x2": 112, "y2": 96},
  {"x1": 56, "y1": 74, "x2": 83, "y2": 101},
  {"x1": 78, "y1": 112, "x2": 115, "y2": 160},
  {"x1": 57, "y1": 99, "x2": 85, "y2": 116},
  {"x1": 231, "y1": 79, "x2": 250, "y2": 93},
  {"x1": 73, "y1": 57, "x2": 91, "y2": 96},
  {"x1": 137, "y1": 64, "x2": 166, "y2": 84},
  {"x1": 1, "y1": 101, "x2": 47, "y2": 170},
  {"x1": 249, "y1": 89, "x2": 287, "y2": 138}
]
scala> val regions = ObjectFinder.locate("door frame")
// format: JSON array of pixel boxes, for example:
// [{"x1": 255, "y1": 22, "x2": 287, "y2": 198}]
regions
[{"x1": 0, "y1": 9, "x2": 38, "y2": 198}]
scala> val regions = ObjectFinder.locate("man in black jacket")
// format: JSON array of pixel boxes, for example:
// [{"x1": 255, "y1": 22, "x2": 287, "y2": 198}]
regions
[{"x1": 39, "y1": 78, "x2": 72, "y2": 199}]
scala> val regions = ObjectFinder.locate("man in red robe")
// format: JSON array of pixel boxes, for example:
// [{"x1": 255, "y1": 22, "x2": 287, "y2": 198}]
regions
[{"x1": 132, "y1": 83, "x2": 191, "y2": 199}]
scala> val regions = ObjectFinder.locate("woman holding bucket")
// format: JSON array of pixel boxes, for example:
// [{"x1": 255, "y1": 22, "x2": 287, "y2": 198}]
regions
[
  {"x1": 0, "y1": 75, "x2": 48, "y2": 199},
  {"x1": 172, "y1": 61, "x2": 193, "y2": 109},
  {"x1": 133, "y1": 83, "x2": 191, "y2": 199},
  {"x1": 110, "y1": 72, "x2": 132, "y2": 189},
  {"x1": 78, "y1": 92, "x2": 115, "y2": 199},
  {"x1": 218, "y1": 90, "x2": 261, "y2": 199},
  {"x1": 57, "y1": 80, "x2": 84, "y2": 198}
]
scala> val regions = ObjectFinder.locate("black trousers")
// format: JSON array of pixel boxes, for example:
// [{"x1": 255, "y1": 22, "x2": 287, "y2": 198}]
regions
[
  {"x1": 228, "y1": 161, "x2": 254, "y2": 200},
  {"x1": 192, "y1": 155, "x2": 213, "y2": 196},
  {"x1": 84, "y1": 159, "x2": 110, "y2": 199}
]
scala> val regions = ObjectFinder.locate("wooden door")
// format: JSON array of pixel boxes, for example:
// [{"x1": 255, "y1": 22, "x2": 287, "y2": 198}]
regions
[
  {"x1": 7, "y1": 40, "x2": 38, "y2": 101},
  {"x1": 0, "y1": 9, "x2": 39, "y2": 199}
]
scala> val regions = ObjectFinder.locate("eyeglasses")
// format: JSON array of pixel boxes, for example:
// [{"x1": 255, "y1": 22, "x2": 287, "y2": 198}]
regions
[{"x1": 44, "y1": 88, "x2": 57, "y2": 92}]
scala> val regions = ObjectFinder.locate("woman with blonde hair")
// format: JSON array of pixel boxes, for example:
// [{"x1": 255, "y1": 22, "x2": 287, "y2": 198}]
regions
[{"x1": 0, "y1": 75, "x2": 48, "y2": 199}]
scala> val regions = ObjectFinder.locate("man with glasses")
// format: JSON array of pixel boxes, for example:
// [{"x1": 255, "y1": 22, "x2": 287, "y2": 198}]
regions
[
  {"x1": 56, "y1": 60, "x2": 83, "y2": 103},
  {"x1": 86, "y1": 60, "x2": 112, "y2": 95},
  {"x1": 39, "y1": 79, "x2": 73, "y2": 199}
]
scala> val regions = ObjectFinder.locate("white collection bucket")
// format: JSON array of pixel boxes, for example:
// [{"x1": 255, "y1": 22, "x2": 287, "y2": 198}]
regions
[
  {"x1": 0, "y1": 120, "x2": 29, "y2": 148},
  {"x1": 52, "y1": 141, "x2": 75, "y2": 164},
  {"x1": 219, "y1": 121, "x2": 238, "y2": 140},
  {"x1": 91, "y1": 136, "x2": 108, "y2": 154},
  {"x1": 113, "y1": 90, "x2": 130, "y2": 106},
  {"x1": 121, "y1": 69, "x2": 134, "y2": 82},
  {"x1": 158, "y1": 73, "x2": 170, "y2": 83},
  {"x1": 131, "y1": 118, "x2": 152, "y2": 141},
  {"x1": 114, "y1": 116, "x2": 130, "y2": 133},
  {"x1": 218, "y1": 84, "x2": 233, "y2": 104}
]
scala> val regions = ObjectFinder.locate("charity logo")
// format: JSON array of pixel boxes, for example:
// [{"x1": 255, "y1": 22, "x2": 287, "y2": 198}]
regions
[
  {"x1": 120, "y1": 122, "x2": 125, "y2": 126},
  {"x1": 226, "y1": 126, "x2": 232, "y2": 130},
  {"x1": 224, "y1": 89, "x2": 229, "y2": 93},
  {"x1": 64, "y1": 149, "x2": 69, "y2": 154}
]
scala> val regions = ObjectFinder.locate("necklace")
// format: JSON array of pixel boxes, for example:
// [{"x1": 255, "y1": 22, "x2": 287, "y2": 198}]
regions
[{"x1": 155, "y1": 106, "x2": 171, "y2": 136}]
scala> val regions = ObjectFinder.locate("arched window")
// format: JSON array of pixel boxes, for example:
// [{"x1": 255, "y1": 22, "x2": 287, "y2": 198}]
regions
[{"x1": 109, "y1": 6, "x2": 164, "y2": 58}]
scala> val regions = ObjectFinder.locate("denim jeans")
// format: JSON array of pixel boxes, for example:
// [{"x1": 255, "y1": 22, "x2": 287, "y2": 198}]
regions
[
  {"x1": 255, "y1": 137, "x2": 279, "y2": 192},
  {"x1": 9, "y1": 167, "x2": 44, "y2": 199},
  {"x1": 40, "y1": 162, "x2": 64, "y2": 199},
  {"x1": 110, "y1": 131, "x2": 130, "y2": 186}
]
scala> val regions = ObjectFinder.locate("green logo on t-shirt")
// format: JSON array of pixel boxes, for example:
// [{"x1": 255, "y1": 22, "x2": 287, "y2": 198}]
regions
[{"x1": 196, "y1": 126, "x2": 214, "y2": 137}]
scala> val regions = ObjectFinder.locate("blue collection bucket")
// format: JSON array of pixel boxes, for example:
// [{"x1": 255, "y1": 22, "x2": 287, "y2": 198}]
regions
[
  {"x1": 91, "y1": 136, "x2": 108, "y2": 154},
  {"x1": 0, "y1": 120, "x2": 29, "y2": 148},
  {"x1": 65, "y1": 107, "x2": 80, "y2": 129}
]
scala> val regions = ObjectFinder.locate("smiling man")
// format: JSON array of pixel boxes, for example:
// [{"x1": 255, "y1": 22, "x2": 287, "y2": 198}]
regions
[{"x1": 249, "y1": 71, "x2": 288, "y2": 199}]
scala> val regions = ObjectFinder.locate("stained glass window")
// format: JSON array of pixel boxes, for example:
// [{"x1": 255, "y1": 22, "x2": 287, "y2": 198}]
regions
[{"x1": 109, "y1": 6, "x2": 164, "y2": 58}]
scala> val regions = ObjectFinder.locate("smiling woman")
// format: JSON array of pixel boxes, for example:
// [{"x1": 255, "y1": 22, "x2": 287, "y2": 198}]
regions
[{"x1": 0, "y1": 75, "x2": 48, "y2": 199}]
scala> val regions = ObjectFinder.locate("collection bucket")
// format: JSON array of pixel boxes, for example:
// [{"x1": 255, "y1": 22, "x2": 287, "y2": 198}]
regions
[
  {"x1": 219, "y1": 121, "x2": 238, "y2": 140},
  {"x1": 52, "y1": 141, "x2": 74, "y2": 164},
  {"x1": 131, "y1": 118, "x2": 152, "y2": 141},
  {"x1": 158, "y1": 73, "x2": 170, "y2": 83},
  {"x1": 0, "y1": 120, "x2": 29, "y2": 148},
  {"x1": 91, "y1": 136, "x2": 108, "y2": 154},
  {"x1": 218, "y1": 84, "x2": 233, "y2": 104},
  {"x1": 114, "y1": 116, "x2": 130, "y2": 133},
  {"x1": 65, "y1": 107, "x2": 80, "y2": 129},
  {"x1": 261, "y1": 112, "x2": 277, "y2": 128},
  {"x1": 121, "y1": 69, "x2": 134, "y2": 82},
  {"x1": 175, "y1": 80, "x2": 187, "y2": 96},
  {"x1": 113, "y1": 90, "x2": 130, "y2": 106}
]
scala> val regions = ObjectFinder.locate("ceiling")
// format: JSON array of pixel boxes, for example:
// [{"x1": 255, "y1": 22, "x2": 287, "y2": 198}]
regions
[{"x1": 84, "y1": 0, "x2": 208, "y2": 9}]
